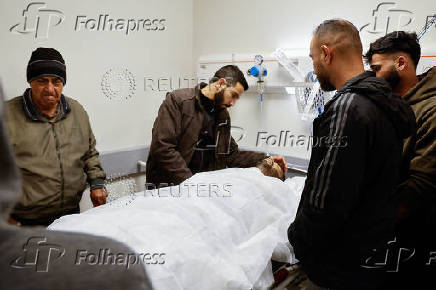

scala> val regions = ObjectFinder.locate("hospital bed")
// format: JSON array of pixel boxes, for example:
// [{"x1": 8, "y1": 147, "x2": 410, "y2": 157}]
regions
[{"x1": 49, "y1": 167, "x2": 306, "y2": 290}]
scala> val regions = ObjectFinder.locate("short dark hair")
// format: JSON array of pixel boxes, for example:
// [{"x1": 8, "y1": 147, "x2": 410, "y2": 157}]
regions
[
  {"x1": 256, "y1": 158, "x2": 285, "y2": 181},
  {"x1": 212, "y1": 65, "x2": 249, "y2": 91},
  {"x1": 364, "y1": 31, "x2": 421, "y2": 67},
  {"x1": 314, "y1": 19, "x2": 362, "y2": 54}
]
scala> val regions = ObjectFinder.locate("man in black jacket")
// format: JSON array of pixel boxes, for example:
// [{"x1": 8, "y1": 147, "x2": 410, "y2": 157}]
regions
[{"x1": 288, "y1": 19, "x2": 416, "y2": 289}]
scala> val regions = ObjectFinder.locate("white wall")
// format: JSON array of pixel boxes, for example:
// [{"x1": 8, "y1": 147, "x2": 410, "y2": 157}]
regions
[
  {"x1": 194, "y1": 0, "x2": 436, "y2": 160},
  {"x1": 194, "y1": 0, "x2": 436, "y2": 55},
  {"x1": 1, "y1": 0, "x2": 435, "y2": 161},
  {"x1": 0, "y1": 0, "x2": 194, "y2": 152}
]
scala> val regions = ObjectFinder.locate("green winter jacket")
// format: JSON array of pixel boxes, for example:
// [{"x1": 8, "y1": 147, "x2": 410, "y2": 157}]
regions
[
  {"x1": 5, "y1": 89, "x2": 105, "y2": 220},
  {"x1": 398, "y1": 68, "x2": 436, "y2": 221}
]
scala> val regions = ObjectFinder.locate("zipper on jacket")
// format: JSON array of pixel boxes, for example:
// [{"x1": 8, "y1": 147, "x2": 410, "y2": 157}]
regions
[{"x1": 51, "y1": 123, "x2": 65, "y2": 214}]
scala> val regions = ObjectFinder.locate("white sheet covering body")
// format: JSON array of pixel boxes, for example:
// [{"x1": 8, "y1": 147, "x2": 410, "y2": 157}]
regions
[{"x1": 48, "y1": 168, "x2": 305, "y2": 290}]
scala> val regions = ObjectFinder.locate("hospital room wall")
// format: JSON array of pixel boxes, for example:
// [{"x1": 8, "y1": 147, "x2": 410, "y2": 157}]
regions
[
  {"x1": 0, "y1": 0, "x2": 195, "y2": 153},
  {"x1": 0, "y1": 0, "x2": 195, "y2": 211},
  {"x1": 193, "y1": 0, "x2": 436, "y2": 161}
]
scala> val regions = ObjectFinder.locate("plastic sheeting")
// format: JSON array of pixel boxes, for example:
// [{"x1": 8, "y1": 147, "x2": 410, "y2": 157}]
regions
[{"x1": 48, "y1": 168, "x2": 306, "y2": 290}]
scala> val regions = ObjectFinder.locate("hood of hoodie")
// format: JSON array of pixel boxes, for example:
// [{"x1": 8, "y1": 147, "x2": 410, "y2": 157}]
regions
[
  {"x1": 338, "y1": 70, "x2": 416, "y2": 139},
  {"x1": 0, "y1": 82, "x2": 22, "y2": 222},
  {"x1": 403, "y1": 67, "x2": 436, "y2": 105}
]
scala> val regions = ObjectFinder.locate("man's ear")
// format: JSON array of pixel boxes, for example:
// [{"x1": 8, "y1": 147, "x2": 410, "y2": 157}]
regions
[
  {"x1": 212, "y1": 78, "x2": 225, "y2": 91},
  {"x1": 217, "y1": 78, "x2": 227, "y2": 87},
  {"x1": 320, "y1": 45, "x2": 332, "y2": 65},
  {"x1": 396, "y1": 55, "x2": 408, "y2": 71}
]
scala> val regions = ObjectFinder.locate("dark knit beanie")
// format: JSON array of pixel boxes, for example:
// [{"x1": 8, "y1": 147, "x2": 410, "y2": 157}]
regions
[{"x1": 27, "y1": 48, "x2": 66, "y2": 84}]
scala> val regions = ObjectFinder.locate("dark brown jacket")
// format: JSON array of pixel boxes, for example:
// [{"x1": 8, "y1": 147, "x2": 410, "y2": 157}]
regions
[{"x1": 146, "y1": 85, "x2": 266, "y2": 186}]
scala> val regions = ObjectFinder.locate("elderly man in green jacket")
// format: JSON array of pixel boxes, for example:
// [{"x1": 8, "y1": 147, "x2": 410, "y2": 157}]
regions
[{"x1": 5, "y1": 47, "x2": 107, "y2": 226}]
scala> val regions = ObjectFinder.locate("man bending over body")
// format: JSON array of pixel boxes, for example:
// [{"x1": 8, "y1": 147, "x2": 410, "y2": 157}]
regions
[{"x1": 146, "y1": 65, "x2": 287, "y2": 187}]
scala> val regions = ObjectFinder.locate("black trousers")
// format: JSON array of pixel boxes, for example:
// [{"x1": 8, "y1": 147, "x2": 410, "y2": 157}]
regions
[{"x1": 11, "y1": 207, "x2": 80, "y2": 227}]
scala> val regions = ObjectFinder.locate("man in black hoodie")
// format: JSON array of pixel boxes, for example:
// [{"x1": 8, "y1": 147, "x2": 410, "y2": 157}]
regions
[
  {"x1": 0, "y1": 81, "x2": 152, "y2": 289},
  {"x1": 288, "y1": 19, "x2": 416, "y2": 289}
]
